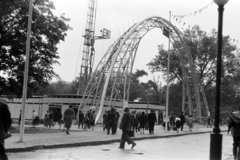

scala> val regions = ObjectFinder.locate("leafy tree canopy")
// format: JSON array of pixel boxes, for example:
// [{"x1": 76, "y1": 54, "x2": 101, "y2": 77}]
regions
[
  {"x1": 148, "y1": 25, "x2": 238, "y2": 89},
  {"x1": 0, "y1": 0, "x2": 71, "y2": 97}
]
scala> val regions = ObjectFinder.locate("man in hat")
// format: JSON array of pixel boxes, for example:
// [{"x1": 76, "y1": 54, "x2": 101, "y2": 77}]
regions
[{"x1": 119, "y1": 107, "x2": 136, "y2": 149}]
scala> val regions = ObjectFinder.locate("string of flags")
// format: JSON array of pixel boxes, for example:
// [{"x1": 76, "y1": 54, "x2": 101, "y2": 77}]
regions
[
  {"x1": 170, "y1": 2, "x2": 239, "y2": 45},
  {"x1": 172, "y1": 2, "x2": 213, "y2": 21}
]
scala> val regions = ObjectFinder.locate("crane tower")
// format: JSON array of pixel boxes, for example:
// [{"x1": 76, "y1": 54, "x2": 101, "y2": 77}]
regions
[{"x1": 77, "y1": 0, "x2": 110, "y2": 95}]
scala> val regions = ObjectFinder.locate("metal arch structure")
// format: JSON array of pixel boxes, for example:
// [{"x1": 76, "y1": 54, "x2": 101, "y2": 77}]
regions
[{"x1": 78, "y1": 16, "x2": 209, "y2": 123}]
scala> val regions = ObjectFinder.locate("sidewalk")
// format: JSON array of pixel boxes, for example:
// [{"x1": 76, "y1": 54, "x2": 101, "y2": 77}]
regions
[{"x1": 5, "y1": 124, "x2": 228, "y2": 153}]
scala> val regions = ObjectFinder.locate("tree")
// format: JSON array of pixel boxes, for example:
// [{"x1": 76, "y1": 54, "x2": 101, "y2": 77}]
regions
[
  {"x1": 0, "y1": 0, "x2": 71, "y2": 97},
  {"x1": 129, "y1": 69, "x2": 148, "y2": 101},
  {"x1": 39, "y1": 80, "x2": 73, "y2": 95},
  {"x1": 148, "y1": 25, "x2": 238, "y2": 90},
  {"x1": 148, "y1": 25, "x2": 239, "y2": 109}
]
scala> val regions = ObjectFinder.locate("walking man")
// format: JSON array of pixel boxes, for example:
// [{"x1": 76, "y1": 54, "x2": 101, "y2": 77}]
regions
[
  {"x1": 132, "y1": 111, "x2": 138, "y2": 133},
  {"x1": 229, "y1": 106, "x2": 240, "y2": 159},
  {"x1": 179, "y1": 112, "x2": 185, "y2": 131},
  {"x1": 207, "y1": 116, "x2": 212, "y2": 128},
  {"x1": 0, "y1": 101, "x2": 12, "y2": 160},
  {"x1": 102, "y1": 110, "x2": 108, "y2": 131},
  {"x1": 148, "y1": 110, "x2": 157, "y2": 134},
  {"x1": 119, "y1": 107, "x2": 136, "y2": 149},
  {"x1": 107, "y1": 108, "x2": 115, "y2": 135},
  {"x1": 78, "y1": 110, "x2": 84, "y2": 129}
]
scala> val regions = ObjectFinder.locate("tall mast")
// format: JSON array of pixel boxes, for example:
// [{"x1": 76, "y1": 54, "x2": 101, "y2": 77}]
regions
[
  {"x1": 77, "y1": 0, "x2": 111, "y2": 95},
  {"x1": 77, "y1": 0, "x2": 97, "y2": 95}
]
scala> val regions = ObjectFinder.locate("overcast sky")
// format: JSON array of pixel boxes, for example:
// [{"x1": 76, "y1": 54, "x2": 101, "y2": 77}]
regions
[{"x1": 51, "y1": 0, "x2": 240, "y2": 83}]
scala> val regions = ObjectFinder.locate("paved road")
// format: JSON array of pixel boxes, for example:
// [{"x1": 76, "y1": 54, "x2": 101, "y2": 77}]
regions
[{"x1": 8, "y1": 133, "x2": 234, "y2": 160}]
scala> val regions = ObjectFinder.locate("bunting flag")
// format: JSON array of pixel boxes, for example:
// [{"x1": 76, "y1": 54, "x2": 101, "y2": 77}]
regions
[
  {"x1": 170, "y1": 2, "x2": 240, "y2": 45},
  {"x1": 172, "y1": 2, "x2": 213, "y2": 21}
]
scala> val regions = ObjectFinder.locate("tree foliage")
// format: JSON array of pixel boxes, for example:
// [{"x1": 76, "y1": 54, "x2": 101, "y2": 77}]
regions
[
  {"x1": 148, "y1": 25, "x2": 240, "y2": 110},
  {"x1": 148, "y1": 25, "x2": 237, "y2": 89},
  {"x1": 0, "y1": 0, "x2": 71, "y2": 97}
]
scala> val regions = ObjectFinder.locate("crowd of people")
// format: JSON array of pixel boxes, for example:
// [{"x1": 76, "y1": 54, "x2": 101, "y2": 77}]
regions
[{"x1": 3, "y1": 100, "x2": 240, "y2": 158}]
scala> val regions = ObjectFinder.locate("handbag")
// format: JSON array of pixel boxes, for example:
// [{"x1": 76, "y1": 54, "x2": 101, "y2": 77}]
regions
[{"x1": 128, "y1": 130, "x2": 134, "y2": 137}]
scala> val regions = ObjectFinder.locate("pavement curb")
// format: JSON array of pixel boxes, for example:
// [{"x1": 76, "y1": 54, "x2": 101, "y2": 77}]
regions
[{"x1": 6, "y1": 130, "x2": 227, "y2": 153}]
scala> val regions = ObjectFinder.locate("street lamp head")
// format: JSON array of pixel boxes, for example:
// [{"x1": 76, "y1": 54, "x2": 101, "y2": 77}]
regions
[{"x1": 214, "y1": 0, "x2": 229, "y2": 5}]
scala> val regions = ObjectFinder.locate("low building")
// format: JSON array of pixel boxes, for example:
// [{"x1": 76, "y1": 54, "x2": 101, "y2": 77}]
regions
[{"x1": 1, "y1": 94, "x2": 165, "y2": 124}]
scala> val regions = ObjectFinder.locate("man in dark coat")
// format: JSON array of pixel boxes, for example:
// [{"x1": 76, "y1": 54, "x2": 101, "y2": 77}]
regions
[
  {"x1": 148, "y1": 110, "x2": 157, "y2": 134},
  {"x1": 229, "y1": 106, "x2": 240, "y2": 159},
  {"x1": 132, "y1": 111, "x2": 138, "y2": 133},
  {"x1": 102, "y1": 110, "x2": 108, "y2": 131},
  {"x1": 179, "y1": 112, "x2": 185, "y2": 131},
  {"x1": 119, "y1": 107, "x2": 136, "y2": 149},
  {"x1": 0, "y1": 101, "x2": 12, "y2": 160},
  {"x1": 78, "y1": 110, "x2": 84, "y2": 129},
  {"x1": 113, "y1": 110, "x2": 120, "y2": 134},
  {"x1": 107, "y1": 108, "x2": 116, "y2": 135}
]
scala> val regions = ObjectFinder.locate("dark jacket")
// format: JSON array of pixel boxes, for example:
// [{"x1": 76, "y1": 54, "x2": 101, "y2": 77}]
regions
[
  {"x1": 107, "y1": 111, "x2": 116, "y2": 124},
  {"x1": 132, "y1": 113, "x2": 138, "y2": 124},
  {"x1": 139, "y1": 114, "x2": 147, "y2": 125},
  {"x1": 78, "y1": 112, "x2": 84, "y2": 121},
  {"x1": 0, "y1": 102, "x2": 12, "y2": 139},
  {"x1": 148, "y1": 112, "x2": 157, "y2": 123},
  {"x1": 120, "y1": 112, "x2": 132, "y2": 131},
  {"x1": 229, "y1": 111, "x2": 240, "y2": 137},
  {"x1": 179, "y1": 114, "x2": 185, "y2": 123}
]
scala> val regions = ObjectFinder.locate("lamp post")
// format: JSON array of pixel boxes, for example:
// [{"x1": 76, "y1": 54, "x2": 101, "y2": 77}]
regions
[{"x1": 210, "y1": 0, "x2": 228, "y2": 159}]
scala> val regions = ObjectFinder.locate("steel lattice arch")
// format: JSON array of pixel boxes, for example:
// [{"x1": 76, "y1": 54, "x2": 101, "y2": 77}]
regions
[{"x1": 78, "y1": 16, "x2": 209, "y2": 123}]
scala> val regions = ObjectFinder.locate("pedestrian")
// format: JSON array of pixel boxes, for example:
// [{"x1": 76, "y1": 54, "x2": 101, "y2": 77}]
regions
[
  {"x1": 44, "y1": 111, "x2": 51, "y2": 128},
  {"x1": 0, "y1": 101, "x2": 12, "y2": 160},
  {"x1": 102, "y1": 110, "x2": 108, "y2": 131},
  {"x1": 169, "y1": 113, "x2": 174, "y2": 129},
  {"x1": 207, "y1": 116, "x2": 212, "y2": 128},
  {"x1": 87, "y1": 110, "x2": 92, "y2": 129},
  {"x1": 18, "y1": 110, "x2": 22, "y2": 126},
  {"x1": 179, "y1": 112, "x2": 185, "y2": 131},
  {"x1": 90, "y1": 110, "x2": 96, "y2": 131},
  {"x1": 107, "y1": 108, "x2": 116, "y2": 135},
  {"x1": 49, "y1": 110, "x2": 54, "y2": 127},
  {"x1": 119, "y1": 107, "x2": 136, "y2": 149},
  {"x1": 32, "y1": 110, "x2": 39, "y2": 127},
  {"x1": 137, "y1": 111, "x2": 141, "y2": 132},
  {"x1": 229, "y1": 106, "x2": 240, "y2": 159},
  {"x1": 78, "y1": 110, "x2": 84, "y2": 129},
  {"x1": 162, "y1": 115, "x2": 170, "y2": 131},
  {"x1": 139, "y1": 112, "x2": 147, "y2": 134},
  {"x1": 132, "y1": 111, "x2": 138, "y2": 133},
  {"x1": 148, "y1": 110, "x2": 157, "y2": 134},
  {"x1": 63, "y1": 105, "x2": 75, "y2": 134},
  {"x1": 57, "y1": 110, "x2": 63, "y2": 129},
  {"x1": 53, "y1": 110, "x2": 58, "y2": 126},
  {"x1": 188, "y1": 115, "x2": 194, "y2": 132},
  {"x1": 175, "y1": 115, "x2": 181, "y2": 133},
  {"x1": 113, "y1": 110, "x2": 120, "y2": 134},
  {"x1": 83, "y1": 112, "x2": 89, "y2": 130}
]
